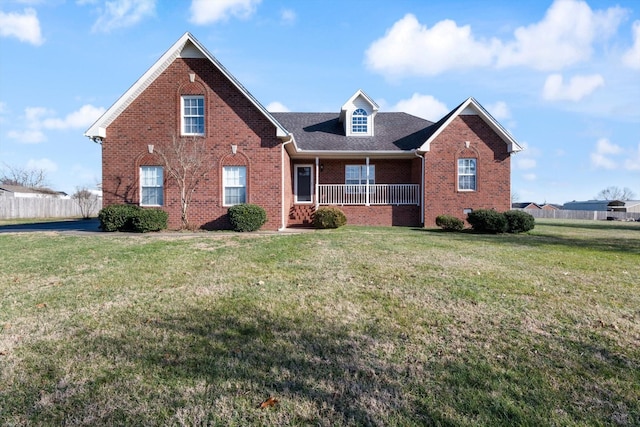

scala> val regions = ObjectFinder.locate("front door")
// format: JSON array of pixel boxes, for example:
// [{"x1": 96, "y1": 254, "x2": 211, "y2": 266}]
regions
[{"x1": 295, "y1": 165, "x2": 313, "y2": 203}]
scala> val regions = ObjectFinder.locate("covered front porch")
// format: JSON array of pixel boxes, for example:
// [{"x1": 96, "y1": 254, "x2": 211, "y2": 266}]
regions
[{"x1": 289, "y1": 157, "x2": 423, "y2": 227}]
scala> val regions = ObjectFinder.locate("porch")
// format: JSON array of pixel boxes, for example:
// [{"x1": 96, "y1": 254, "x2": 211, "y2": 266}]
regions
[{"x1": 317, "y1": 184, "x2": 420, "y2": 206}]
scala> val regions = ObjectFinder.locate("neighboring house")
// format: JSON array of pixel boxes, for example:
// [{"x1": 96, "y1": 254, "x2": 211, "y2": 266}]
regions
[
  {"x1": 512, "y1": 202, "x2": 541, "y2": 210},
  {"x1": 0, "y1": 184, "x2": 65, "y2": 198},
  {"x1": 540, "y1": 203, "x2": 561, "y2": 210},
  {"x1": 563, "y1": 200, "x2": 640, "y2": 213},
  {"x1": 85, "y1": 32, "x2": 523, "y2": 230}
]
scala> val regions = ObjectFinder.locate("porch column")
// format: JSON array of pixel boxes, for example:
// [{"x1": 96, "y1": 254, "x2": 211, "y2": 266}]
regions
[
  {"x1": 365, "y1": 157, "x2": 370, "y2": 206},
  {"x1": 315, "y1": 157, "x2": 319, "y2": 209}
]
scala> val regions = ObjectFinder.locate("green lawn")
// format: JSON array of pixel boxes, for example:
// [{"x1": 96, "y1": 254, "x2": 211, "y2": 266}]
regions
[{"x1": 1, "y1": 220, "x2": 639, "y2": 426}]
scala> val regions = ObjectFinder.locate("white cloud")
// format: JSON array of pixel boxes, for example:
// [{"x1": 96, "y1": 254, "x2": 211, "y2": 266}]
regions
[
  {"x1": 42, "y1": 104, "x2": 106, "y2": 130},
  {"x1": 516, "y1": 158, "x2": 537, "y2": 170},
  {"x1": 485, "y1": 101, "x2": 511, "y2": 121},
  {"x1": 624, "y1": 144, "x2": 640, "y2": 171},
  {"x1": 622, "y1": 20, "x2": 640, "y2": 70},
  {"x1": 523, "y1": 173, "x2": 537, "y2": 181},
  {"x1": 7, "y1": 129, "x2": 46, "y2": 144},
  {"x1": 189, "y1": 0, "x2": 261, "y2": 25},
  {"x1": 365, "y1": 1, "x2": 627, "y2": 78},
  {"x1": 7, "y1": 104, "x2": 105, "y2": 143},
  {"x1": 26, "y1": 158, "x2": 58, "y2": 173},
  {"x1": 542, "y1": 73, "x2": 604, "y2": 101},
  {"x1": 590, "y1": 138, "x2": 622, "y2": 169},
  {"x1": 497, "y1": 0, "x2": 626, "y2": 70},
  {"x1": 365, "y1": 14, "x2": 499, "y2": 77},
  {"x1": 266, "y1": 101, "x2": 289, "y2": 112},
  {"x1": 91, "y1": 0, "x2": 156, "y2": 33},
  {"x1": 390, "y1": 93, "x2": 449, "y2": 121},
  {"x1": 0, "y1": 8, "x2": 44, "y2": 45},
  {"x1": 280, "y1": 8, "x2": 296, "y2": 25}
]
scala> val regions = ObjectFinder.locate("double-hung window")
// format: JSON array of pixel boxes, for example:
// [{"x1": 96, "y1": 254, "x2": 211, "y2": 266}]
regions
[
  {"x1": 140, "y1": 166, "x2": 163, "y2": 206},
  {"x1": 345, "y1": 164, "x2": 375, "y2": 193},
  {"x1": 182, "y1": 95, "x2": 205, "y2": 135},
  {"x1": 351, "y1": 109, "x2": 368, "y2": 134},
  {"x1": 458, "y1": 158, "x2": 477, "y2": 191},
  {"x1": 223, "y1": 166, "x2": 246, "y2": 206}
]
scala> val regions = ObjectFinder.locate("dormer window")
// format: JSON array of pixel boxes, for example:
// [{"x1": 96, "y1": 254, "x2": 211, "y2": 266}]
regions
[{"x1": 352, "y1": 109, "x2": 368, "y2": 134}]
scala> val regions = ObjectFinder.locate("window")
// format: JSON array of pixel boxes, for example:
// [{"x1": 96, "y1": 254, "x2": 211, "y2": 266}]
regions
[
  {"x1": 351, "y1": 108, "x2": 368, "y2": 134},
  {"x1": 182, "y1": 95, "x2": 204, "y2": 135},
  {"x1": 346, "y1": 164, "x2": 374, "y2": 192},
  {"x1": 223, "y1": 166, "x2": 246, "y2": 206},
  {"x1": 458, "y1": 158, "x2": 477, "y2": 191},
  {"x1": 140, "y1": 166, "x2": 163, "y2": 206}
]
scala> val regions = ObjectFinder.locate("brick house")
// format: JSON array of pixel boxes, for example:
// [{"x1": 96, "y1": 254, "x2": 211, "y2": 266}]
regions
[{"x1": 85, "y1": 32, "x2": 523, "y2": 230}]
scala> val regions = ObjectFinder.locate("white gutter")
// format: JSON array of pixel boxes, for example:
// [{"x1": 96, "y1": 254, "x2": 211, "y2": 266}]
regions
[{"x1": 415, "y1": 151, "x2": 425, "y2": 225}]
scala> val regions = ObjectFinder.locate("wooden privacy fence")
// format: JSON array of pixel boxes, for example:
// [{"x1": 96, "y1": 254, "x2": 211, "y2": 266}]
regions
[
  {"x1": 0, "y1": 197, "x2": 102, "y2": 219},
  {"x1": 514, "y1": 208, "x2": 640, "y2": 221}
]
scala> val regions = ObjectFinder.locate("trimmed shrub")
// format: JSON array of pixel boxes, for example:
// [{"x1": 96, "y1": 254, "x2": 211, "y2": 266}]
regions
[
  {"x1": 131, "y1": 208, "x2": 168, "y2": 233},
  {"x1": 435, "y1": 214, "x2": 465, "y2": 231},
  {"x1": 467, "y1": 209, "x2": 508, "y2": 234},
  {"x1": 503, "y1": 210, "x2": 535, "y2": 233},
  {"x1": 228, "y1": 204, "x2": 267, "y2": 232},
  {"x1": 98, "y1": 204, "x2": 140, "y2": 232},
  {"x1": 98, "y1": 204, "x2": 167, "y2": 232},
  {"x1": 313, "y1": 207, "x2": 347, "y2": 229}
]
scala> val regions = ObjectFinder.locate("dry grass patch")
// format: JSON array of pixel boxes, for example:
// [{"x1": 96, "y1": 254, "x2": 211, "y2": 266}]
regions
[{"x1": 1, "y1": 220, "x2": 639, "y2": 425}]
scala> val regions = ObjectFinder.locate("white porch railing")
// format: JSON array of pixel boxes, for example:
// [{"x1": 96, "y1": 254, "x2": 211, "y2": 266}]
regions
[{"x1": 318, "y1": 184, "x2": 420, "y2": 206}]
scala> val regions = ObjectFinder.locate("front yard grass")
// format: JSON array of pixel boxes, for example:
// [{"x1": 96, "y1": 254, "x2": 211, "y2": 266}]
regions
[{"x1": 1, "y1": 219, "x2": 639, "y2": 426}]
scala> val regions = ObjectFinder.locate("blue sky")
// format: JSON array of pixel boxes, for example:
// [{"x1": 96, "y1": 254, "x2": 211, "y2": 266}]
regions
[{"x1": 0, "y1": 0, "x2": 638, "y2": 204}]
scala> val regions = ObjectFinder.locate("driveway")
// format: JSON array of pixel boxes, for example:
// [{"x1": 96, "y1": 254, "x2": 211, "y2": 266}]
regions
[{"x1": 0, "y1": 219, "x2": 102, "y2": 234}]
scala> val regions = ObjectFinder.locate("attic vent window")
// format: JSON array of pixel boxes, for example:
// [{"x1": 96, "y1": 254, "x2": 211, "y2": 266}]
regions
[{"x1": 352, "y1": 109, "x2": 368, "y2": 134}]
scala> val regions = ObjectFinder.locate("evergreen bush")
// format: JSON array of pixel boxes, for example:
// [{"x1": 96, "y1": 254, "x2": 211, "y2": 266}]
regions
[
  {"x1": 435, "y1": 214, "x2": 465, "y2": 231},
  {"x1": 228, "y1": 204, "x2": 267, "y2": 232},
  {"x1": 313, "y1": 207, "x2": 347, "y2": 229},
  {"x1": 98, "y1": 205, "x2": 167, "y2": 232},
  {"x1": 466, "y1": 209, "x2": 508, "y2": 234},
  {"x1": 98, "y1": 204, "x2": 140, "y2": 232},
  {"x1": 503, "y1": 210, "x2": 535, "y2": 233},
  {"x1": 131, "y1": 208, "x2": 168, "y2": 232}
]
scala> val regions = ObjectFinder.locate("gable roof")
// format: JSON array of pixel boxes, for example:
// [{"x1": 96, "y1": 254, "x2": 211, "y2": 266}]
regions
[
  {"x1": 273, "y1": 112, "x2": 433, "y2": 155},
  {"x1": 418, "y1": 97, "x2": 523, "y2": 153},
  {"x1": 84, "y1": 32, "x2": 288, "y2": 140},
  {"x1": 339, "y1": 89, "x2": 379, "y2": 122}
]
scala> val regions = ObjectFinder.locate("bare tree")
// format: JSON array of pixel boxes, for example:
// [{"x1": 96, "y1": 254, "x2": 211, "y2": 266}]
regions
[
  {"x1": 155, "y1": 135, "x2": 213, "y2": 229},
  {"x1": 0, "y1": 163, "x2": 49, "y2": 188},
  {"x1": 511, "y1": 191, "x2": 520, "y2": 203},
  {"x1": 72, "y1": 186, "x2": 100, "y2": 219},
  {"x1": 596, "y1": 186, "x2": 636, "y2": 201}
]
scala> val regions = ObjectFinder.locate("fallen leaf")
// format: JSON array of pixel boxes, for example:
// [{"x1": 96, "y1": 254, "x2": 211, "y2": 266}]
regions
[
  {"x1": 36, "y1": 303, "x2": 47, "y2": 309},
  {"x1": 258, "y1": 397, "x2": 278, "y2": 409}
]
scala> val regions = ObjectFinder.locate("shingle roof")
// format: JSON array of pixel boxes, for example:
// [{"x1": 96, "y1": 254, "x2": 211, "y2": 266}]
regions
[{"x1": 272, "y1": 112, "x2": 434, "y2": 152}]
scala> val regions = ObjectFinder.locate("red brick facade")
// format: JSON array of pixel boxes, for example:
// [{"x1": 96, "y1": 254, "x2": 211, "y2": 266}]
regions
[
  {"x1": 102, "y1": 57, "x2": 283, "y2": 230},
  {"x1": 422, "y1": 115, "x2": 511, "y2": 227},
  {"x1": 97, "y1": 36, "x2": 516, "y2": 231}
]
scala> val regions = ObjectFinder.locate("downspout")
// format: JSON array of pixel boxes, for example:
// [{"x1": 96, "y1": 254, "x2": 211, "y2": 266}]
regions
[
  {"x1": 279, "y1": 137, "x2": 293, "y2": 231},
  {"x1": 415, "y1": 151, "x2": 425, "y2": 226}
]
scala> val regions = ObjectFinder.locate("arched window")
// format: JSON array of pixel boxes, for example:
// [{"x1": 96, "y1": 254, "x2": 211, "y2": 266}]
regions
[{"x1": 352, "y1": 108, "x2": 368, "y2": 133}]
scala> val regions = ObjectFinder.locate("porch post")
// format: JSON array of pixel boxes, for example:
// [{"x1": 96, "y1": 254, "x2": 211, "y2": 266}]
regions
[
  {"x1": 315, "y1": 157, "x2": 319, "y2": 209},
  {"x1": 365, "y1": 157, "x2": 370, "y2": 206}
]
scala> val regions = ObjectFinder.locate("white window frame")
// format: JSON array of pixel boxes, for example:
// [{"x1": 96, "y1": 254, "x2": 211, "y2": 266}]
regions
[
  {"x1": 223, "y1": 166, "x2": 246, "y2": 206},
  {"x1": 351, "y1": 108, "x2": 368, "y2": 134},
  {"x1": 140, "y1": 166, "x2": 164, "y2": 206},
  {"x1": 181, "y1": 95, "x2": 205, "y2": 136},
  {"x1": 345, "y1": 164, "x2": 375, "y2": 193},
  {"x1": 458, "y1": 158, "x2": 477, "y2": 191}
]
